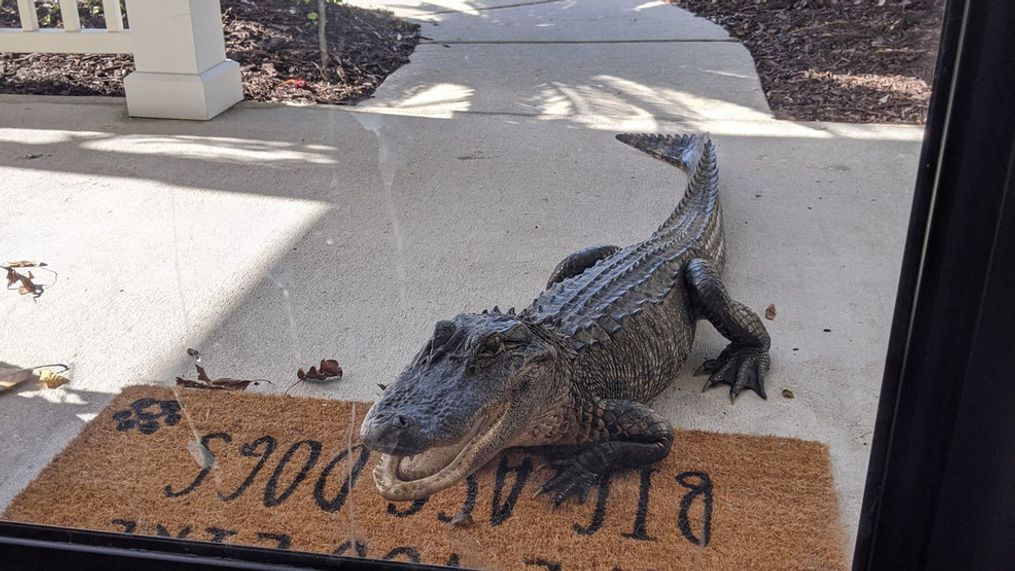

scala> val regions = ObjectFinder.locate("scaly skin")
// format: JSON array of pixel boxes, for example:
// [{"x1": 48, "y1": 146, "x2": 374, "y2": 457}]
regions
[{"x1": 361, "y1": 133, "x2": 771, "y2": 505}]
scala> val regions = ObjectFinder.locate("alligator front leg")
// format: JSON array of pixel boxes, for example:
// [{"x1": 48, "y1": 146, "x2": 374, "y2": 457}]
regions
[
  {"x1": 685, "y1": 258, "x2": 771, "y2": 400},
  {"x1": 537, "y1": 398, "x2": 672, "y2": 506},
  {"x1": 546, "y1": 245, "x2": 621, "y2": 289}
]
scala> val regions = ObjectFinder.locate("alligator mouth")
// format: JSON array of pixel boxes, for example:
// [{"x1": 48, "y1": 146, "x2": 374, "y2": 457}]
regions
[{"x1": 372, "y1": 402, "x2": 509, "y2": 501}]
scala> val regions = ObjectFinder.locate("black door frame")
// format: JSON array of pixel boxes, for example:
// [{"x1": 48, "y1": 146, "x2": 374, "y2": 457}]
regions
[
  {"x1": 3, "y1": 0, "x2": 1014, "y2": 568},
  {"x1": 853, "y1": 0, "x2": 1015, "y2": 569}
]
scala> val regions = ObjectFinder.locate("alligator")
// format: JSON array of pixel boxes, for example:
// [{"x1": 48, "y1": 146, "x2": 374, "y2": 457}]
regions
[{"x1": 361, "y1": 133, "x2": 771, "y2": 505}]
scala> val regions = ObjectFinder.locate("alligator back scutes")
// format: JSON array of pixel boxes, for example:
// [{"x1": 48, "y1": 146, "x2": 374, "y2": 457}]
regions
[
  {"x1": 524, "y1": 133, "x2": 724, "y2": 350},
  {"x1": 551, "y1": 245, "x2": 694, "y2": 346}
]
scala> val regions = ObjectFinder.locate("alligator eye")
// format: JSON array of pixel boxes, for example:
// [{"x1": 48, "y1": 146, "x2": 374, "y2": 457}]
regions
[{"x1": 481, "y1": 335, "x2": 503, "y2": 356}]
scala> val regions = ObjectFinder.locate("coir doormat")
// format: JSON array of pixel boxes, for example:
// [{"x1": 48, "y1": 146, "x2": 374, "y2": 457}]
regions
[{"x1": 4, "y1": 386, "x2": 846, "y2": 569}]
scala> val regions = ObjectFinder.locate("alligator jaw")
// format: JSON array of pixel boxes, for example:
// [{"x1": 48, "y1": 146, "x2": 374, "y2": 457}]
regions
[{"x1": 372, "y1": 402, "x2": 510, "y2": 501}]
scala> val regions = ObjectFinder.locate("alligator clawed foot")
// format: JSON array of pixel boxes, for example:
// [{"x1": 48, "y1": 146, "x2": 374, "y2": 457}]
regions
[
  {"x1": 700, "y1": 344, "x2": 770, "y2": 401},
  {"x1": 539, "y1": 458, "x2": 601, "y2": 507},
  {"x1": 693, "y1": 359, "x2": 718, "y2": 376}
]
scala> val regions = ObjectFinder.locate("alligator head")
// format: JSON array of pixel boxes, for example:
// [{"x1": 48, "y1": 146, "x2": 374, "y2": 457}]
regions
[{"x1": 360, "y1": 309, "x2": 565, "y2": 501}]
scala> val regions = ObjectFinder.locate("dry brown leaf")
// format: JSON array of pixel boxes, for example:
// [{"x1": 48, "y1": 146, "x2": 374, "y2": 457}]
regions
[
  {"x1": 5, "y1": 261, "x2": 46, "y2": 268},
  {"x1": 176, "y1": 352, "x2": 268, "y2": 391},
  {"x1": 3, "y1": 265, "x2": 43, "y2": 298},
  {"x1": 195, "y1": 363, "x2": 213, "y2": 384},
  {"x1": 2, "y1": 363, "x2": 68, "y2": 393},
  {"x1": 0, "y1": 367, "x2": 36, "y2": 393},
  {"x1": 38, "y1": 369, "x2": 69, "y2": 389},
  {"x1": 320, "y1": 359, "x2": 343, "y2": 378},
  {"x1": 176, "y1": 378, "x2": 226, "y2": 390},
  {"x1": 176, "y1": 375, "x2": 266, "y2": 391},
  {"x1": 298, "y1": 359, "x2": 343, "y2": 382},
  {"x1": 765, "y1": 304, "x2": 777, "y2": 320},
  {"x1": 209, "y1": 378, "x2": 266, "y2": 391}
]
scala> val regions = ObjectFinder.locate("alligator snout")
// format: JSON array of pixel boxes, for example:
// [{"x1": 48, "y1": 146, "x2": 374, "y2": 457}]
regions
[{"x1": 360, "y1": 408, "x2": 424, "y2": 456}]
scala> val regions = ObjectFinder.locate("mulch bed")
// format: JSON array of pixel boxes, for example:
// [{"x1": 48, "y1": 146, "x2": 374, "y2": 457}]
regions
[
  {"x1": 0, "y1": 1, "x2": 420, "y2": 105},
  {"x1": 669, "y1": 0, "x2": 945, "y2": 124}
]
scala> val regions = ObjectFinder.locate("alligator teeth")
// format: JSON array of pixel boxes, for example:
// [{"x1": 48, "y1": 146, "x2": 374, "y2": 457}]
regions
[
  {"x1": 369, "y1": 402, "x2": 511, "y2": 501},
  {"x1": 373, "y1": 454, "x2": 400, "y2": 489}
]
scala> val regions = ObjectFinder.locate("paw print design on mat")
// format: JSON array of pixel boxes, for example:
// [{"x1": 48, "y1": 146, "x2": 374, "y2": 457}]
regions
[{"x1": 113, "y1": 398, "x2": 182, "y2": 434}]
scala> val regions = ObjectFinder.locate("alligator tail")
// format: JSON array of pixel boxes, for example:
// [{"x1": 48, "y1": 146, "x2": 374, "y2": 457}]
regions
[
  {"x1": 615, "y1": 133, "x2": 719, "y2": 220},
  {"x1": 614, "y1": 132, "x2": 710, "y2": 174}
]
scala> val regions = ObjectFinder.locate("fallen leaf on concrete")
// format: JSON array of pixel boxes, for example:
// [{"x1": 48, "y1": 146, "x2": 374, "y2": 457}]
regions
[
  {"x1": 176, "y1": 374, "x2": 268, "y2": 391},
  {"x1": 0, "y1": 367, "x2": 36, "y2": 393},
  {"x1": 782, "y1": 389, "x2": 795, "y2": 399},
  {"x1": 38, "y1": 369, "x2": 70, "y2": 389},
  {"x1": 5, "y1": 260, "x2": 47, "y2": 268},
  {"x1": 3, "y1": 262, "x2": 48, "y2": 298},
  {"x1": 176, "y1": 350, "x2": 269, "y2": 391},
  {"x1": 320, "y1": 359, "x2": 343, "y2": 376},
  {"x1": 176, "y1": 378, "x2": 225, "y2": 390},
  {"x1": 194, "y1": 363, "x2": 213, "y2": 383},
  {"x1": 765, "y1": 304, "x2": 777, "y2": 320},
  {"x1": 298, "y1": 359, "x2": 343, "y2": 382},
  {"x1": 1, "y1": 363, "x2": 68, "y2": 393},
  {"x1": 209, "y1": 378, "x2": 264, "y2": 391}
]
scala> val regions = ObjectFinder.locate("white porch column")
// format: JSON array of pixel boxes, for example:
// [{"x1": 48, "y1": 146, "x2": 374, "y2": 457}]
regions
[{"x1": 123, "y1": 0, "x2": 243, "y2": 120}]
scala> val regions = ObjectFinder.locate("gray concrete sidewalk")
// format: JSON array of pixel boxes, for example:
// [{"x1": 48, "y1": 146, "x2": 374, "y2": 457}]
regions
[
  {"x1": 1, "y1": 0, "x2": 925, "y2": 562},
  {"x1": 353, "y1": 0, "x2": 768, "y2": 127},
  {"x1": 361, "y1": 42, "x2": 770, "y2": 127},
  {"x1": 406, "y1": 0, "x2": 730, "y2": 42}
]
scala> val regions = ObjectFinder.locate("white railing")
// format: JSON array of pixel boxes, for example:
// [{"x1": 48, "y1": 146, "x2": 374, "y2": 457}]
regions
[
  {"x1": 0, "y1": 1, "x2": 243, "y2": 120},
  {"x1": 2, "y1": 0, "x2": 130, "y2": 53}
]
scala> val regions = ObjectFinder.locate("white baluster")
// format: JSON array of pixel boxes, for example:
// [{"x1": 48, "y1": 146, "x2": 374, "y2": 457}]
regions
[
  {"x1": 58, "y1": 0, "x2": 80, "y2": 31},
  {"x1": 102, "y1": 0, "x2": 124, "y2": 32},
  {"x1": 16, "y1": 0, "x2": 39, "y2": 32}
]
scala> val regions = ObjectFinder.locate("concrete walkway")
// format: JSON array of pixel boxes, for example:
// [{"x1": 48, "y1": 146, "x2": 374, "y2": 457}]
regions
[
  {"x1": 354, "y1": 0, "x2": 770, "y2": 129},
  {"x1": 1, "y1": 0, "x2": 924, "y2": 561}
]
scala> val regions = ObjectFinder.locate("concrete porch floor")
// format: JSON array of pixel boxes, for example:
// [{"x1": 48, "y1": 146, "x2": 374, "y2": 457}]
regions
[{"x1": 0, "y1": 95, "x2": 921, "y2": 550}]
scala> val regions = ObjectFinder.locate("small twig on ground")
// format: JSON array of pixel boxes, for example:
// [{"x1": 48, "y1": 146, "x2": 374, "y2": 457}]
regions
[{"x1": 318, "y1": 0, "x2": 330, "y2": 79}]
